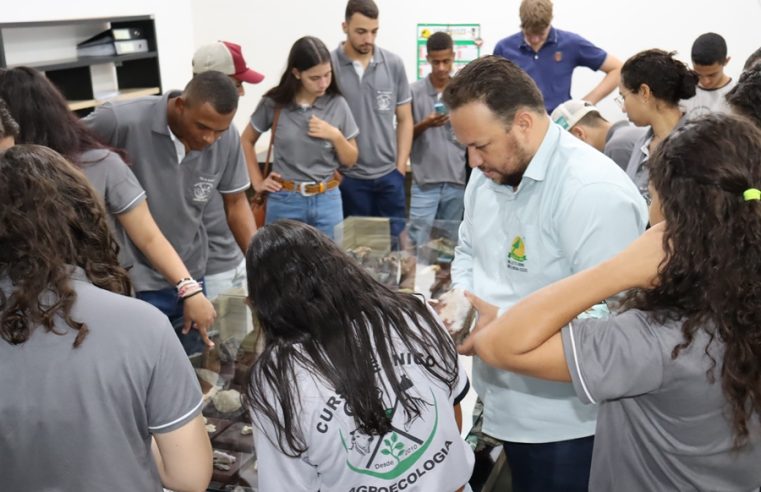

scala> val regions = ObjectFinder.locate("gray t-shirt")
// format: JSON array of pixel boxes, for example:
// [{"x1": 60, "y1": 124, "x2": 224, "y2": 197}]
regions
[
  {"x1": 624, "y1": 115, "x2": 689, "y2": 204},
  {"x1": 603, "y1": 120, "x2": 647, "y2": 171},
  {"x1": 83, "y1": 92, "x2": 250, "y2": 291},
  {"x1": 681, "y1": 79, "x2": 736, "y2": 119},
  {"x1": 332, "y1": 44, "x2": 412, "y2": 180},
  {"x1": 410, "y1": 76, "x2": 466, "y2": 186},
  {"x1": 251, "y1": 94, "x2": 359, "y2": 182},
  {"x1": 0, "y1": 267, "x2": 203, "y2": 491},
  {"x1": 562, "y1": 309, "x2": 761, "y2": 491}
]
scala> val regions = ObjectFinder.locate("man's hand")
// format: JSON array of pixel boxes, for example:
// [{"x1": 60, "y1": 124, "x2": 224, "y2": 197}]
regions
[
  {"x1": 424, "y1": 112, "x2": 449, "y2": 128},
  {"x1": 457, "y1": 291, "x2": 498, "y2": 356},
  {"x1": 308, "y1": 115, "x2": 340, "y2": 142},
  {"x1": 182, "y1": 294, "x2": 216, "y2": 348}
]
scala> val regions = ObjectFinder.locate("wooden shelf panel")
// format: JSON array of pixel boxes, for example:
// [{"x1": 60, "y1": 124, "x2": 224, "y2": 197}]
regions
[
  {"x1": 16, "y1": 51, "x2": 158, "y2": 72},
  {"x1": 68, "y1": 86, "x2": 160, "y2": 111}
]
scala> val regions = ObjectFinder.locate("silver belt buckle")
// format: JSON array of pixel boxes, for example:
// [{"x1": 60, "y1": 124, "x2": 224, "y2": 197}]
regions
[{"x1": 298, "y1": 181, "x2": 318, "y2": 197}]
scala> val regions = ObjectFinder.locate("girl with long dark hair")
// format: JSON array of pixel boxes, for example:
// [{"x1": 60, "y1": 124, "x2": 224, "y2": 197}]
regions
[
  {"x1": 241, "y1": 36, "x2": 358, "y2": 239},
  {"x1": 0, "y1": 66, "x2": 216, "y2": 346},
  {"x1": 617, "y1": 49, "x2": 698, "y2": 203},
  {"x1": 244, "y1": 220, "x2": 473, "y2": 491},
  {"x1": 464, "y1": 114, "x2": 761, "y2": 490}
]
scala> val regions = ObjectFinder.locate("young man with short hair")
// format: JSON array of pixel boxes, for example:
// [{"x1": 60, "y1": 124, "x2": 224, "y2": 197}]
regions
[
  {"x1": 682, "y1": 32, "x2": 735, "y2": 118},
  {"x1": 331, "y1": 0, "x2": 413, "y2": 242},
  {"x1": 493, "y1": 0, "x2": 622, "y2": 113},
  {"x1": 551, "y1": 99, "x2": 645, "y2": 170},
  {"x1": 192, "y1": 41, "x2": 264, "y2": 301},
  {"x1": 445, "y1": 55, "x2": 647, "y2": 491},
  {"x1": 409, "y1": 32, "x2": 466, "y2": 244},
  {"x1": 84, "y1": 71, "x2": 257, "y2": 355}
]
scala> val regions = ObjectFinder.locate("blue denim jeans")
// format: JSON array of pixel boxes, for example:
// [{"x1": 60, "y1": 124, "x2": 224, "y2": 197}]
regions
[
  {"x1": 265, "y1": 187, "x2": 343, "y2": 240},
  {"x1": 502, "y1": 435, "x2": 594, "y2": 492},
  {"x1": 136, "y1": 282, "x2": 206, "y2": 356},
  {"x1": 340, "y1": 169, "x2": 407, "y2": 241},
  {"x1": 409, "y1": 182, "x2": 465, "y2": 246}
]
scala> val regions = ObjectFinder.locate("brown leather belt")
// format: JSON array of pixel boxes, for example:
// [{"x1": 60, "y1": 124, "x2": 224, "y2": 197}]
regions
[{"x1": 276, "y1": 178, "x2": 340, "y2": 196}]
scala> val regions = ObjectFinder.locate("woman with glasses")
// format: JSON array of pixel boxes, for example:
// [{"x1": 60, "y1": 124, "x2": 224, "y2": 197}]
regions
[
  {"x1": 241, "y1": 36, "x2": 358, "y2": 240},
  {"x1": 615, "y1": 49, "x2": 698, "y2": 203}
]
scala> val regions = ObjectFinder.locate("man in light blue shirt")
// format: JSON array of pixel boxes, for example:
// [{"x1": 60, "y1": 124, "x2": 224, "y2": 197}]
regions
[{"x1": 444, "y1": 55, "x2": 647, "y2": 492}]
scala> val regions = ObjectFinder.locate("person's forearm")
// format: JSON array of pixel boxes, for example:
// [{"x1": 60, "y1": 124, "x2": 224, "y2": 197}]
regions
[
  {"x1": 241, "y1": 124, "x2": 264, "y2": 186},
  {"x1": 395, "y1": 115, "x2": 413, "y2": 174},
  {"x1": 119, "y1": 202, "x2": 193, "y2": 284},
  {"x1": 224, "y1": 194, "x2": 257, "y2": 252},
  {"x1": 474, "y1": 259, "x2": 629, "y2": 368},
  {"x1": 583, "y1": 68, "x2": 621, "y2": 104},
  {"x1": 413, "y1": 120, "x2": 430, "y2": 139},
  {"x1": 332, "y1": 135, "x2": 358, "y2": 168}
]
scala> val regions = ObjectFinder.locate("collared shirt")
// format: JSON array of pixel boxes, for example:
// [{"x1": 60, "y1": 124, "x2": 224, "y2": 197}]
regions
[
  {"x1": 410, "y1": 75, "x2": 466, "y2": 186},
  {"x1": 251, "y1": 94, "x2": 359, "y2": 183},
  {"x1": 562, "y1": 310, "x2": 761, "y2": 491},
  {"x1": 83, "y1": 92, "x2": 250, "y2": 291},
  {"x1": 624, "y1": 115, "x2": 689, "y2": 204},
  {"x1": 493, "y1": 27, "x2": 608, "y2": 113},
  {"x1": 332, "y1": 44, "x2": 412, "y2": 179},
  {"x1": 452, "y1": 122, "x2": 648, "y2": 442},
  {"x1": 603, "y1": 120, "x2": 647, "y2": 171},
  {"x1": 77, "y1": 148, "x2": 146, "y2": 270},
  {"x1": 0, "y1": 267, "x2": 202, "y2": 491}
]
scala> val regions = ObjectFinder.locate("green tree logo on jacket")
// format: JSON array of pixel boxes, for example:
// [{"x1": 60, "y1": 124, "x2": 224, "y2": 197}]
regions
[{"x1": 508, "y1": 235, "x2": 527, "y2": 262}]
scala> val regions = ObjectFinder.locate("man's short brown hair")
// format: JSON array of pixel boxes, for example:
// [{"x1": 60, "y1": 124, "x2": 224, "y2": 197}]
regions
[
  {"x1": 520, "y1": 0, "x2": 553, "y2": 33},
  {"x1": 345, "y1": 0, "x2": 379, "y2": 21}
]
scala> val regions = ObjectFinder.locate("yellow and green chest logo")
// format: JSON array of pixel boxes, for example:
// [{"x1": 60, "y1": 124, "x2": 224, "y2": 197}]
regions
[{"x1": 508, "y1": 235, "x2": 527, "y2": 262}]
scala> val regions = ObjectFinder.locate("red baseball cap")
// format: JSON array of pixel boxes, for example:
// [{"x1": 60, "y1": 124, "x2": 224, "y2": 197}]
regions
[{"x1": 192, "y1": 41, "x2": 264, "y2": 84}]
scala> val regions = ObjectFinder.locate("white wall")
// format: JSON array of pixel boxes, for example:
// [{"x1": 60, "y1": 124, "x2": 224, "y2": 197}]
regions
[
  {"x1": 7, "y1": 1, "x2": 761, "y2": 134},
  {"x1": 4, "y1": 1, "x2": 196, "y2": 94},
  {"x1": 191, "y1": 0, "x2": 761, "y2": 134}
]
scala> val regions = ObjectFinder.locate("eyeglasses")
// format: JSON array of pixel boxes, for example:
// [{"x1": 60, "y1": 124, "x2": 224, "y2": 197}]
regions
[{"x1": 615, "y1": 90, "x2": 634, "y2": 109}]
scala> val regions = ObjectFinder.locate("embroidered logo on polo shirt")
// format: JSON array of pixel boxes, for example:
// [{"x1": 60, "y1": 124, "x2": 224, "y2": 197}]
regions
[
  {"x1": 192, "y1": 178, "x2": 214, "y2": 202},
  {"x1": 554, "y1": 51, "x2": 563, "y2": 62},
  {"x1": 507, "y1": 235, "x2": 528, "y2": 272},
  {"x1": 376, "y1": 90, "x2": 393, "y2": 112}
]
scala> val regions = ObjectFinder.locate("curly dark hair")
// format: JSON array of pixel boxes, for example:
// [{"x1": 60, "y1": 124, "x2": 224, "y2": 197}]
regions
[
  {"x1": 244, "y1": 220, "x2": 459, "y2": 457},
  {"x1": 621, "y1": 49, "x2": 698, "y2": 105},
  {"x1": 726, "y1": 64, "x2": 761, "y2": 130},
  {"x1": 0, "y1": 145, "x2": 131, "y2": 347},
  {"x1": 623, "y1": 114, "x2": 761, "y2": 447}
]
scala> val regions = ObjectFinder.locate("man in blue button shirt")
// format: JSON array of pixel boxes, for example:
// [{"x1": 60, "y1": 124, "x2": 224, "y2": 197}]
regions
[{"x1": 493, "y1": 0, "x2": 622, "y2": 113}]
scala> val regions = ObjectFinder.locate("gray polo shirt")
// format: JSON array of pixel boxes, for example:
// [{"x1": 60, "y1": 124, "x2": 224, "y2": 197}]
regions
[
  {"x1": 562, "y1": 309, "x2": 761, "y2": 491},
  {"x1": 77, "y1": 148, "x2": 145, "y2": 270},
  {"x1": 203, "y1": 191, "x2": 243, "y2": 276},
  {"x1": 251, "y1": 94, "x2": 359, "y2": 182},
  {"x1": 331, "y1": 44, "x2": 411, "y2": 180},
  {"x1": 410, "y1": 76, "x2": 466, "y2": 186},
  {"x1": 83, "y1": 92, "x2": 250, "y2": 291},
  {"x1": 603, "y1": 120, "x2": 647, "y2": 171},
  {"x1": 0, "y1": 267, "x2": 203, "y2": 491}
]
